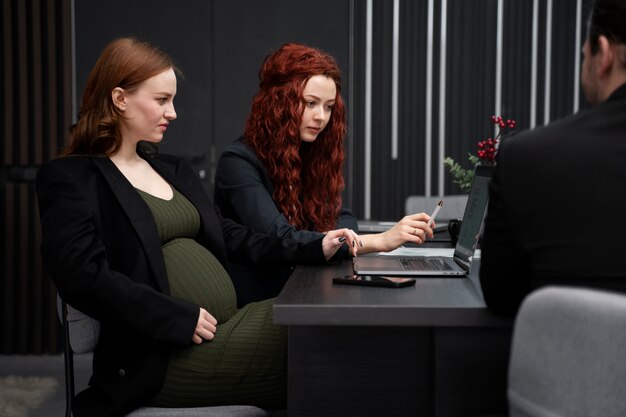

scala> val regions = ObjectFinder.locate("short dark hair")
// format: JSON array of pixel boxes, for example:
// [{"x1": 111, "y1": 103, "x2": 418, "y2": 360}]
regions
[{"x1": 588, "y1": 0, "x2": 626, "y2": 54}]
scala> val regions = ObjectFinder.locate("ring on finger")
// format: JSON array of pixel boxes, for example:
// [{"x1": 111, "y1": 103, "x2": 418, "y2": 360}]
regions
[{"x1": 413, "y1": 228, "x2": 419, "y2": 236}]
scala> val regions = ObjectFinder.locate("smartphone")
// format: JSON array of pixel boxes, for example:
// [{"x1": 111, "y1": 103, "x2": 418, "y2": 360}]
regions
[{"x1": 332, "y1": 275, "x2": 416, "y2": 288}]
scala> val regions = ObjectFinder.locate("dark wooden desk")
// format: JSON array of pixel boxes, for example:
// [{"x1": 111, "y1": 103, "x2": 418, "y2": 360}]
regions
[{"x1": 274, "y1": 257, "x2": 513, "y2": 417}]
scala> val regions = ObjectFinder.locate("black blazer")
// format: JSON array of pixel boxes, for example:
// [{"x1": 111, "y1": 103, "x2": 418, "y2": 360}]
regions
[
  {"x1": 36, "y1": 150, "x2": 326, "y2": 417},
  {"x1": 480, "y1": 83, "x2": 626, "y2": 316},
  {"x1": 214, "y1": 137, "x2": 358, "y2": 306}
]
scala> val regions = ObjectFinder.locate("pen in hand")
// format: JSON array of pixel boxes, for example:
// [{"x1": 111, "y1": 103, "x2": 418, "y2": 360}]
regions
[{"x1": 427, "y1": 200, "x2": 444, "y2": 227}]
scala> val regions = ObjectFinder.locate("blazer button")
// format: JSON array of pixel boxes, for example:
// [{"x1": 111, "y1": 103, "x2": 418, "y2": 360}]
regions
[{"x1": 118, "y1": 369, "x2": 126, "y2": 378}]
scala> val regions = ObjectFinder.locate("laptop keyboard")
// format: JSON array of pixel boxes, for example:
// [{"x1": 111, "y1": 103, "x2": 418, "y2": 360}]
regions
[{"x1": 401, "y1": 257, "x2": 453, "y2": 271}]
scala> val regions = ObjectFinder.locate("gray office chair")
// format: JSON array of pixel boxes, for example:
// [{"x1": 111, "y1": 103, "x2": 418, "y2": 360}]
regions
[
  {"x1": 58, "y1": 296, "x2": 277, "y2": 417},
  {"x1": 404, "y1": 194, "x2": 468, "y2": 220},
  {"x1": 508, "y1": 286, "x2": 626, "y2": 417}
]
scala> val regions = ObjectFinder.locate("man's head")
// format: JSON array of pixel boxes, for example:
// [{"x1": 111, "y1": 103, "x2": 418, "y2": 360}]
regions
[{"x1": 582, "y1": 0, "x2": 626, "y2": 106}]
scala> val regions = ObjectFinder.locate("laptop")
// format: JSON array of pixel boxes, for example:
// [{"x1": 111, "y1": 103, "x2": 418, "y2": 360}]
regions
[{"x1": 352, "y1": 165, "x2": 493, "y2": 276}]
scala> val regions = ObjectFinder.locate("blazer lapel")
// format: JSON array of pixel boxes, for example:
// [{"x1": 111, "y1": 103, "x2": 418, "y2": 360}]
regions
[{"x1": 92, "y1": 157, "x2": 171, "y2": 294}]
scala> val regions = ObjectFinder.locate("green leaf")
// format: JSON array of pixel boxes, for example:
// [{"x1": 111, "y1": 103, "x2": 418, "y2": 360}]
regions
[{"x1": 443, "y1": 156, "x2": 475, "y2": 192}]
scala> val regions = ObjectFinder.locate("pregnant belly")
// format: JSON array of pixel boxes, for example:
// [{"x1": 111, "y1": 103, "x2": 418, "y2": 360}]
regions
[{"x1": 162, "y1": 238, "x2": 237, "y2": 323}]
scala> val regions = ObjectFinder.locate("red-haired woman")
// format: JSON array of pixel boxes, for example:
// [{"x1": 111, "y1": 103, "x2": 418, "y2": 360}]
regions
[{"x1": 215, "y1": 43, "x2": 435, "y2": 307}]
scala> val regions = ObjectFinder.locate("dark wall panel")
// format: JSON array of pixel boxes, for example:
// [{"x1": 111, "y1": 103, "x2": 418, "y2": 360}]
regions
[
  {"x1": 550, "y1": 0, "x2": 581, "y2": 121},
  {"x1": 74, "y1": 0, "x2": 214, "y2": 192},
  {"x1": 1, "y1": 0, "x2": 72, "y2": 354},
  {"x1": 502, "y1": 0, "x2": 534, "y2": 129},
  {"x1": 369, "y1": 0, "x2": 395, "y2": 219},
  {"x1": 367, "y1": 0, "x2": 431, "y2": 220},
  {"x1": 397, "y1": 1, "x2": 430, "y2": 201},
  {"x1": 350, "y1": 0, "x2": 367, "y2": 217},
  {"x1": 443, "y1": 0, "x2": 499, "y2": 195}
]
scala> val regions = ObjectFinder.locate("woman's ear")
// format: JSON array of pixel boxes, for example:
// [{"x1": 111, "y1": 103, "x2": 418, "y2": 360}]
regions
[{"x1": 111, "y1": 87, "x2": 126, "y2": 111}]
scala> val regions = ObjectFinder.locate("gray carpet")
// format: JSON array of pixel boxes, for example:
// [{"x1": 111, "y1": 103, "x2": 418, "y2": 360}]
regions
[
  {"x1": 0, "y1": 354, "x2": 92, "y2": 417},
  {"x1": 0, "y1": 375, "x2": 58, "y2": 417}
]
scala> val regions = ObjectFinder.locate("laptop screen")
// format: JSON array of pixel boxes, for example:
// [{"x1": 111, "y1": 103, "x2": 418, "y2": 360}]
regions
[{"x1": 453, "y1": 165, "x2": 493, "y2": 264}]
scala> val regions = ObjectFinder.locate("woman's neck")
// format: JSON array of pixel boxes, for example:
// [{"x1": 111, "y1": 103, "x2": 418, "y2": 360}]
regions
[
  {"x1": 109, "y1": 140, "x2": 143, "y2": 166},
  {"x1": 109, "y1": 142, "x2": 174, "y2": 200}
]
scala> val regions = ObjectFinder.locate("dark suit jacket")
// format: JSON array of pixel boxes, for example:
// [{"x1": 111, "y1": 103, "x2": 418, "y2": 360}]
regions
[
  {"x1": 214, "y1": 137, "x2": 358, "y2": 306},
  {"x1": 480, "y1": 83, "x2": 626, "y2": 316},
  {"x1": 36, "y1": 149, "x2": 326, "y2": 417}
]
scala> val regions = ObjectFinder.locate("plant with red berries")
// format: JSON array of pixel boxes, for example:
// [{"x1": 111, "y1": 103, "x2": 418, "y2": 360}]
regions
[{"x1": 443, "y1": 115, "x2": 516, "y2": 191}]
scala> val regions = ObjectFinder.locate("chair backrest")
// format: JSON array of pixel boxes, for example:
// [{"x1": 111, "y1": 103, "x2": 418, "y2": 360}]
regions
[
  {"x1": 404, "y1": 195, "x2": 468, "y2": 220},
  {"x1": 57, "y1": 296, "x2": 94, "y2": 417},
  {"x1": 508, "y1": 286, "x2": 626, "y2": 417},
  {"x1": 56, "y1": 295, "x2": 100, "y2": 354}
]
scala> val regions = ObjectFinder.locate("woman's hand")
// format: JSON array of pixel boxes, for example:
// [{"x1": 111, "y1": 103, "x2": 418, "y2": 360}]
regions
[
  {"x1": 192, "y1": 307, "x2": 218, "y2": 344},
  {"x1": 322, "y1": 228, "x2": 361, "y2": 260},
  {"x1": 359, "y1": 212, "x2": 435, "y2": 254},
  {"x1": 379, "y1": 212, "x2": 435, "y2": 251}
]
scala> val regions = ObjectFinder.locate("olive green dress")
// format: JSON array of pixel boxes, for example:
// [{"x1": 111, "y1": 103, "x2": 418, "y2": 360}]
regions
[{"x1": 138, "y1": 188, "x2": 286, "y2": 409}]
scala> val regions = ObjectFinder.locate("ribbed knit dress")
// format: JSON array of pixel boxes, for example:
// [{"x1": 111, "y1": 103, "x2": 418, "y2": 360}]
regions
[{"x1": 137, "y1": 187, "x2": 286, "y2": 409}]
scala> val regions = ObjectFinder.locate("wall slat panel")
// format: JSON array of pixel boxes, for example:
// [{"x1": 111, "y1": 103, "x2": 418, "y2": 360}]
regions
[
  {"x1": 2, "y1": 0, "x2": 13, "y2": 165},
  {"x1": 1, "y1": 0, "x2": 71, "y2": 354}
]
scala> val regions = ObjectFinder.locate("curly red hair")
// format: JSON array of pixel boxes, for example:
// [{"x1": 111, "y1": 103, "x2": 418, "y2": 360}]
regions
[{"x1": 244, "y1": 43, "x2": 346, "y2": 232}]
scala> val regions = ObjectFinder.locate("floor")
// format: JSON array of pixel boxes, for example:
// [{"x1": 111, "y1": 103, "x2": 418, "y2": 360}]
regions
[
  {"x1": 1, "y1": 354, "x2": 289, "y2": 417},
  {"x1": 0, "y1": 353, "x2": 92, "y2": 417}
]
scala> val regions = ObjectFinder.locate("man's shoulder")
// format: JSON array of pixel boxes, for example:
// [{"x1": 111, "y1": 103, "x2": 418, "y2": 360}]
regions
[{"x1": 502, "y1": 111, "x2": 585, "y2": 152}]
